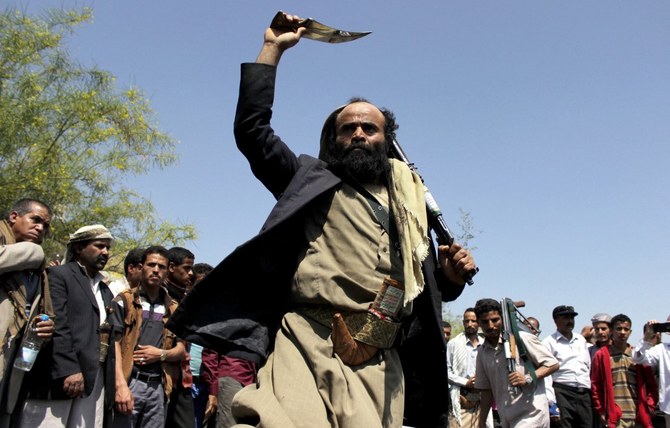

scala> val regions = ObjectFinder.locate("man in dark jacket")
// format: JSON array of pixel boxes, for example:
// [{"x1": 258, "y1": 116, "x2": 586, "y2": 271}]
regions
[
  {"x1": 163, "y1": 247, "x2": 196, "y2": 428},
  {"x1": 22, "y1": 225, "x2": 115, "y2": 427},
  {"x1": 168, "y1": 12, "x2": 476, "y2": 428}
]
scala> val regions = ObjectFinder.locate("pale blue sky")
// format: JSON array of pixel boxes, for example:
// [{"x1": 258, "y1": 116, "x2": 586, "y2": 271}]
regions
[{"x1": 10, "y1": 1, "x2": 670, "y2": 341}]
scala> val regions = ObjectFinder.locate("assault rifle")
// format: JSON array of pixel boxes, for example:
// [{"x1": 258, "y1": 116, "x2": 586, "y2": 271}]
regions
[
  {"x1": 389, "y1": 139, "x2": 479, "y2": 285},
  {"x1": 501, "y1": 298, "x2": 539, "y2": 395}
]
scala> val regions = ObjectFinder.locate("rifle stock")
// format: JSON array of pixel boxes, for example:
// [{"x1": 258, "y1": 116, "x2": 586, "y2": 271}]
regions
[{"x1": 501, "y1": 297, "x2": 520, "y2": 394}]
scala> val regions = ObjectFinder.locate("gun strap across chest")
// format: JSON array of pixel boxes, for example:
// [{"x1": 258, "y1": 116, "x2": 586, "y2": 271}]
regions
[{"x1": 346, "y1": 180, "x2": 401, "y2": 256}]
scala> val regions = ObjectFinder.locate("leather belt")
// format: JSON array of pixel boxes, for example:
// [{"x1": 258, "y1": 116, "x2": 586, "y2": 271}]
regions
[
  {"x1": 132, "y1": 371, "x2": 162, "y2": 383},
  {"x1": 553, "y1": 382, "x2": 590, "y2": 394},
  {"x1": 298, "y1": 305, "x2": 401, "y2": 349}
]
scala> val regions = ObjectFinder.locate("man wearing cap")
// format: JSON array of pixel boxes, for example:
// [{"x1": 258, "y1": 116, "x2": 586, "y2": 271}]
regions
[
  {"x1": 168, "y1": 12, "x2": 476, "y2": 428},
  {"x1": 542, "y1": 305, "x2": 593, "y2": 428},
  {"x1": 23, "y1": 225, "x2": 116, "y2": 427},
  {"x1": 0, "y1": 198, "x2": 55, "y2": 425},
  {"x1": 588, "y1": 313, "x2": 612, "y2": 360}
]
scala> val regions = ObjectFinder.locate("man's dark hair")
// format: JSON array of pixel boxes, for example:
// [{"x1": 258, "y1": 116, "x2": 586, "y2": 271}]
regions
[
  {"x1": 611, "y1": 313, "x2": 632, "y2": 326},
  {"x1": 141, "y1": 245, "x2": 169, "y2": 264},
  {"x1": 527, "y1": 316, "x2": 540, "y2": 330},
  {"x1": 5, "y1": 198, "x2": 53, "y2": 220},
  {"x1": 319, "y1": 97, "x2": 399, "y2": 160},
  {"x1": 464, "y1": 307, "x2": 476, "y2": 317},
  {"x1": 443, "y1": 320, "x2": 452, "y2": 329},
  {"x1": 193, "y1": 263, "x2": 213, "y2": 276},
  {"x1": 474, "y1": 298, "x2": 501, "y2": 319},
  {"x1": 167, "y1": 247, "x2": 195, "y2": 265},
  {"x1": 123, "y1": 247, "x2": 145, "y2": 275}
]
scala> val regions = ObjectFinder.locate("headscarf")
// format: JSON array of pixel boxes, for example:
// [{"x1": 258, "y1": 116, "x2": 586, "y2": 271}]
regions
[{"x1": 65, "y1": 224, "x2": 114, "y2": 262}]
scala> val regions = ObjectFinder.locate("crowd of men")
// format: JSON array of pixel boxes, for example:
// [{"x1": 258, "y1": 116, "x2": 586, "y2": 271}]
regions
[
  {"x1": 2, "y1": 10, "x2": 669, "y2": 428},
  {"x1": 2, "y1": 198, "x2": 669, "y2": 428},
  {"x1": 445, "y1": 301, "x2": 670, "y2": 428},
  {"x1": 0, "y1": 198, "x2": 248, "y2": 428}
]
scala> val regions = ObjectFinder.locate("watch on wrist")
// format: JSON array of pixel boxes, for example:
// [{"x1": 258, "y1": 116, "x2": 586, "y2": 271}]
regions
[
  {"x1": 160, "y1": 351, "x2": 167, "y2": 362},
  {"x1": 524, "y1": 374, "x2": 532, "y2": 385}
]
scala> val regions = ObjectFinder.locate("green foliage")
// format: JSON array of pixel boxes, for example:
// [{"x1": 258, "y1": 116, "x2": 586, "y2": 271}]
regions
[
  {"x1": 0, "y1": 7, "x2": 196, "y2": 272},
  {"x1": 441, "y1": 209, "x2": 480, "y2": 337},
  {"x1": 442, "y1": 304, "x2": 464, "y2": 336},
  {"x1": 455, "y1": 208, "x2": 481, "y2": 251}
]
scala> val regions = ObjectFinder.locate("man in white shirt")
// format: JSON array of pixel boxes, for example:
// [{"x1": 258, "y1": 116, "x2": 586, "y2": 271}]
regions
[
  {"x1": 542, "y1": 305, "x2": 592, "y2": 428},
  {"x1": 447, "y1": 308, "x2": 492, "y2": 428},
  {"x1": 632, "y1": 316, "x2": 670, "y2": 428},
  {"x1": 107, "y1": 247, "x2": 144, "y2": 296}
]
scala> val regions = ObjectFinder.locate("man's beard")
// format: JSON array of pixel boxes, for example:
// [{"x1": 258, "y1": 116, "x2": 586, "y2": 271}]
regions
[{"x1": 326, "y1": 141, "x2": 390, "y2": 183}]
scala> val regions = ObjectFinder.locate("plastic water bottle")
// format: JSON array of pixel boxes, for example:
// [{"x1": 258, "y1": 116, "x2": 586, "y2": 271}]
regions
[{"x1": 14, "y1": 314, "x2": 49, "y2": 371}]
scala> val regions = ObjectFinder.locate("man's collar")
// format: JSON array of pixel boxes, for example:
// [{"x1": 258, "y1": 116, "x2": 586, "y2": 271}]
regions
[
  {"x1": 609, "y1": 343, "x2": 632, "y2": 356},
  {"x1": 465, "y1": 333, "x2": 483, "y2": 346},
  {"x1": 483, "y1": 335, "x2": 503, "y2": 350},
  {"x1": 163, "y1": 277, "x2": 186, "y2": 291},
  {"x1": 163, "y1": 277, "x2": 187, "y2": 301},
  {"x1": 75, "y1": 261, "x2": 104, "y2": 282},
  {"x1": 137, "y1": 284, "x2": 166, "y2": 303},
  {"x1": 553, "y1": 330, "x2": 574, "y2": 342}
]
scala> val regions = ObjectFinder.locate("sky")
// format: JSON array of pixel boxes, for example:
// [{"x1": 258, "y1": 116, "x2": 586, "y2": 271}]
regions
[{"x1": 8, "y1": 0, "x2": 670, "y2": 342}]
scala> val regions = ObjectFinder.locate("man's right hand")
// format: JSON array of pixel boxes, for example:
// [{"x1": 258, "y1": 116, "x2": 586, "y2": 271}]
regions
[
  {"x1": 34, "y1": 316, "x2": 54, "y2": 340},
  {"x1": 115, "y1": 383, "x2": 134, "y2": 415},
  {"x1": 599, "y1": 413, "x2": 607, "y2": 426},
  {"x1": 256, "y1": 12, "x2": 306, "y2": 66},
  {"x1": 204, "y1": 394, "x2": 217, "y2": 421},
  {"x1": 62, "y1": 372, "x2": 85, "y2": 398}
]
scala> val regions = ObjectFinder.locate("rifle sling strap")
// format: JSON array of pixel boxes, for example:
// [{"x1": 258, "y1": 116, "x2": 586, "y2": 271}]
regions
[{"x1": 346, "y1": 180, "x2": 401, "y2": 256}]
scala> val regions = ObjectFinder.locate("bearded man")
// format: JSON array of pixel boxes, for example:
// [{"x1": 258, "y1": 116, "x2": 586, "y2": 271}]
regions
[
  {"x1": 22, "y1": 225, "x2": 115, "y2": 428},
  {"x1": 168, "y1": 12, "x2": 476, "y2": 428},
  {"x1": 447, "y1": 308, "x2": 492, "y2": 428}
]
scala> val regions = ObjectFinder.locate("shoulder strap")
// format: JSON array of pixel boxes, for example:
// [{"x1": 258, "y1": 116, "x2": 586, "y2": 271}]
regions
[{"x1": 346, "y1": 180, "x2": 401, "y2": 255}]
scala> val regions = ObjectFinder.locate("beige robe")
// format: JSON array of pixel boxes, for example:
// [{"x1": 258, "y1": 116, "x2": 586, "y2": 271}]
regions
[{"x1": 232, "y1": 183, "x2": 407, "y2": 428}]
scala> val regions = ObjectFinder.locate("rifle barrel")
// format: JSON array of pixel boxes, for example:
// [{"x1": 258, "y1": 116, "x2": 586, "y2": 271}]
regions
[{"x1": 389, "y1": 139, "x2": 479, "y2": 285}]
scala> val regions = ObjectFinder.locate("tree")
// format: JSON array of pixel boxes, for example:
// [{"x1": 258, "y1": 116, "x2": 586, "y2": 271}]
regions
[
  {"x1": 441, "y1": 208, "x2": 480, "y2": 335},
  {"x1": 441, "y1": 304, "x2": 464, "y2": 337},
  {"x1": 0, "y1": 7, "x2": 196, "y2": 272},
  {"x1": 455, "y1": 208, "x2": 481, "y2": 251}
]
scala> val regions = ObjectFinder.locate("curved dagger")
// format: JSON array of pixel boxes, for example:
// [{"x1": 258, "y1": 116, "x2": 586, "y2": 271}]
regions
[{"x1": 270, "y1": 11, "x2": 371, "y2": 44}]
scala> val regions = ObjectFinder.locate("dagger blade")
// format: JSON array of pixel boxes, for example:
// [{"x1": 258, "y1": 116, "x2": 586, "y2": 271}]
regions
[{"x1": 270, "y1": 11, "x2": 371, "y2": 44}]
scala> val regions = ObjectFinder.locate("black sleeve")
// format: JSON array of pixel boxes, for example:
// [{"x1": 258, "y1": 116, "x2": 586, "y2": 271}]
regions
[
  {"x1": 234, "y1": 63, "x2": 300, "y2": 199},
  {"x1": 48, "y1": 267, "x2": 81, "y2": 379},
  {"x1": 107, "y1": 299, "x2": 126, "y2": 336}
]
